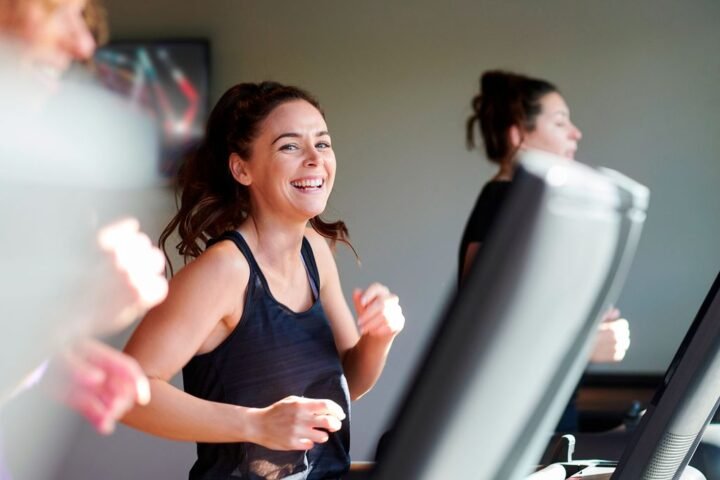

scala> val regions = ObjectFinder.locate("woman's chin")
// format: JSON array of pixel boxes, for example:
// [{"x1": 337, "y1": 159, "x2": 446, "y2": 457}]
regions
[{"x1": 293, "y1": 204, "x2": 328, "y2": 222}]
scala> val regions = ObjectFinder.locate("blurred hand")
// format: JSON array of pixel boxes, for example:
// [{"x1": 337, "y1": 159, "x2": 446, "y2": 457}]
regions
[
  {"x1": 352, "y1": 283, "x2": 405, "y2": 339},
  {"x1": 44, "y1": 338, "x2": 150, "y2": 435},
  {"x1": 248, "y1": 396, "x2": 346, "y2": 451},
  {"x1": 590, "y1": 308, "x2": 630, "y2": 363},
  {"x1": 92, "y1": 218, "x2": 168, "y2": 335}
]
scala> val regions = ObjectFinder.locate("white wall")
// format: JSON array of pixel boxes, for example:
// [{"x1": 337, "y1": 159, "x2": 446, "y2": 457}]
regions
[{"x1": 51, "y1": 0, "x2": 720, "y2": 477}]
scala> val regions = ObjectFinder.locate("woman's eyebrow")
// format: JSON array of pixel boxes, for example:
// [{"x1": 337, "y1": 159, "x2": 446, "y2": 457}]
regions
[
  {"x1": 271, "y1": 132, "x2": 300, "y2": 145},
  {"x1": 271, "y1": 130, "x2": 331, "y2": 144}
]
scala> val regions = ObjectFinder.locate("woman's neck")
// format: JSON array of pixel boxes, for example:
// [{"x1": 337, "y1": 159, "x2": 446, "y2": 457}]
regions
[
  {"x1": 492, "y1": 157, "x2": 516, "y2": 181},
  {"x1": 239, "y1": 213, "x2": 307, "y2": 273}
]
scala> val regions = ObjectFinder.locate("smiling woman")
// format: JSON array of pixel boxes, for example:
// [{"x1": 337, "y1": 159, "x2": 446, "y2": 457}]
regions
[
  {"x1": 159, "y1": 82, "x2": 351, "y2": 266},
  {"x1": 122, "y1": 81, "x2": 405, "y2": 480},
  {"x1": 229, "y1": 99, "x2": 337, "y2": 226}
]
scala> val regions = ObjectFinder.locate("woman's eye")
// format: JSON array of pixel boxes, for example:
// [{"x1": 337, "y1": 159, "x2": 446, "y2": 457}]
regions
[
  {"x1": 280, "y1": 144, "x2": 299, "y2": 151},
  {"x1": 316, "y1": 142, "x2": 331, "y2": 149}
]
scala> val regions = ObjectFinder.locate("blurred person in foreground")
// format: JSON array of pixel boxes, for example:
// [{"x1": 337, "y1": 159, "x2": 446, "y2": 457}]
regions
[{"x1": 0, "y1": 0, "x2": 168, "y2": 459}]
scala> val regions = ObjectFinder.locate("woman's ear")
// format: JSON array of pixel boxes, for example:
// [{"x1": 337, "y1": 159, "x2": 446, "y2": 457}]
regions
[
  {"x1": 229, "y1": 152, "x2": 252, "y2": 186},
  {"x1": 508, "y1": 125, "x2": 523, "y2": 150}
]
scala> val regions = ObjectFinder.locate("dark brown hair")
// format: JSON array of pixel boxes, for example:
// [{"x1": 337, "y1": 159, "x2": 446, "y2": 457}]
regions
[
  {"x1": 160, "y1": 81, "x2": 354, "y2": 273},
  {"x1": 466, "y1": 70, "x2": 558, "y2": 163}
]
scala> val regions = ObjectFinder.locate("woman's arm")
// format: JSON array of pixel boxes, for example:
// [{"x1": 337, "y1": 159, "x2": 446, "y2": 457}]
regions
[
  {"x1": 307, "y1": 231, "x2": 404, "y2": 401},
  {"x1": 121, "y1": 242, "x2": 251, "y2": 441},
  {"x1": 127, "y1": 381, "x2": 342, "y2": 449},
  {"x1": 122, "y1": 242, "x2": 343, "y2": 449},
  {"x1": 461, "y1": 241, "x2": 481, "y2": 284}
]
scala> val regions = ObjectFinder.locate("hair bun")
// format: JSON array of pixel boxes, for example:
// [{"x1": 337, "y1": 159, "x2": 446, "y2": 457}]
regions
[{"x1": 481, "y1": 70, "x2": 522, "y2": 101}]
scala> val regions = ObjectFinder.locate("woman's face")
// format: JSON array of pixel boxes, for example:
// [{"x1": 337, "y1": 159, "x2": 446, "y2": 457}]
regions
[
  {"x1": 13, "y1": 0, "x2": 95, "y2": 80},
  {"x1": 521, "y1": 92, "x2": 582, "y2": 160},
  {"x1": 239, "y1": 99, "x2": 336, "y2": 222}
]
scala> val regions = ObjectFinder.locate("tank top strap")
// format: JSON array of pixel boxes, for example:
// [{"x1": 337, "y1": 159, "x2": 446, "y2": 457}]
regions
[
  {"x1": 301, "y1": 237, "x2": 321, "y2": 299},
  {"x1": 209, "y1": 231, "x2": 320, "y2": 300},
  {"x1": 207, "y1": 231, "x2": 265, "y2": 300},
  {"x1": 207, "y1": 230, "x2": 260, "y2": 270}
]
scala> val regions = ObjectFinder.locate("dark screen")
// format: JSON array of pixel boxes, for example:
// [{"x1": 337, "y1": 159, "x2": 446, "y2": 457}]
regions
[{"x1": 94, "y1": 40, "x2": 210, "y2": 179}]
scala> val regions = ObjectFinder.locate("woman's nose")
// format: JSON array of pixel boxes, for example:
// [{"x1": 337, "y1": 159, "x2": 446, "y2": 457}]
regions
[
  {"x1": 304, "y1": 147, "x2": 321, "y2": 166},
  {"x1": 571, "y1": 123, "x2": 582, "y2": 141},
  {"x1": 63, "y1": 11, "x2": 97, "y2": 61}
]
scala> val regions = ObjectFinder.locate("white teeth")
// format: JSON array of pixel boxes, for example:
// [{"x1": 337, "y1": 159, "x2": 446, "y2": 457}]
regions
[{"x1": 291, "y1": 178, "x2": 323, "y2": 188}]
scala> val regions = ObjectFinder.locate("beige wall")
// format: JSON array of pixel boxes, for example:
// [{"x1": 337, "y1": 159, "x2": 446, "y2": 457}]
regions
[{"x1": 52, "y1": 0, "x2": 720, "y2": 476}]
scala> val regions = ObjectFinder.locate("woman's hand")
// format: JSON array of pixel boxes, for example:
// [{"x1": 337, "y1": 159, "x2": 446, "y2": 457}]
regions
[
  {"x1": 247, "y1": 396, "x2": 346, "y2": 451},
  {"x1": 590, "y1": 308, "x2": 630, "y2": 363},
  {"x1": 352, "y1": 283, "x2": 405, "y2": 339},
  {"x1": 91, "y1": 218, "x2": 169, "y2": 335},
  {"x1": 44, "y1": 338, "x2": 150, "y2": 435}
]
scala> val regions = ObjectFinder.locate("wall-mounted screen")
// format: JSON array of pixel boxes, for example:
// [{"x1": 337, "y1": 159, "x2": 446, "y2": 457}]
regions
[{"x1": 93, "y1": 39, "x2": 210, "y2": 179}]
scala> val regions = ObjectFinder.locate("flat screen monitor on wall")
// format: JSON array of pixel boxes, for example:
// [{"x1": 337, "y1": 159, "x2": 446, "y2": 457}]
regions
[
  {"x1": 372, "y1": 150, "x2": 649, "y2": 480},
  {"x1": 612, "y1": 270, "x2": 720, "y2": 479},
  {"x1": 93, "y1": 39, "x2": 210, "y2": 179}
]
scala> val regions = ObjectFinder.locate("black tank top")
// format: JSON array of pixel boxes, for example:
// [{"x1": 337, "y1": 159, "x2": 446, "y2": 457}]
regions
[{"x1": 182, "y1": 231, "x2": 351, "y2": 480}]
